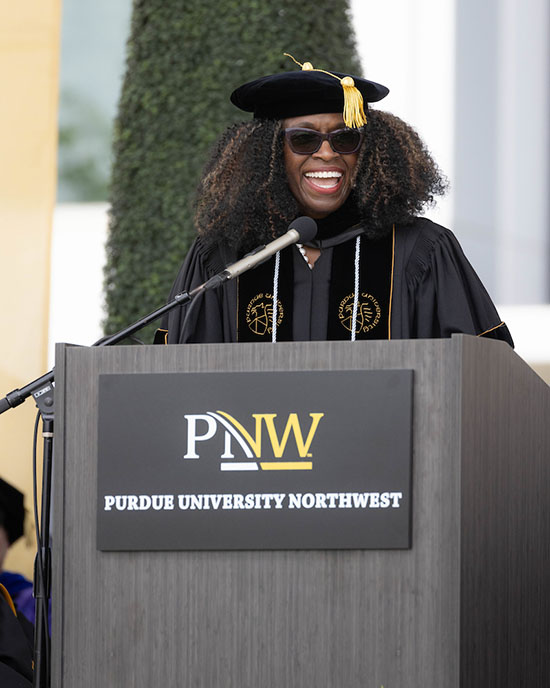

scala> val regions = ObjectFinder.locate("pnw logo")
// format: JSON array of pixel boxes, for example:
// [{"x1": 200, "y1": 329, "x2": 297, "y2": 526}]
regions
[{"x1": 183, "y1": 411, "x2": 324, "y2": 471}]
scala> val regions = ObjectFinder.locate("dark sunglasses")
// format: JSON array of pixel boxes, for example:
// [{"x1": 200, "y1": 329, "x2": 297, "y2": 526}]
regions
[{"x1": 284, "y1": 127, "x2": 364, "y2": 155}]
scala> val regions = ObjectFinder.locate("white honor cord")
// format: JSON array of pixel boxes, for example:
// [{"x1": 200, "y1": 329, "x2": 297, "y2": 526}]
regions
[
  {"x1": 272, "y1": 250, "x2": 281, "y2": 342},
  {"x1": 351, "y1": 235, "x2": 361, "y2": 342},
  {"x1": 272, "y1": 239, "x2": 360, "y2": 342}
]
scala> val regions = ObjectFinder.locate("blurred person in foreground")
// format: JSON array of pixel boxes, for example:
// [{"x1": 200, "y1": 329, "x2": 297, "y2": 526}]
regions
[
  {"x1": 0, "y1": 479, "x2": 34, "y2": 687},
  {"x1": 158, "y1": 55, "x2": 512, "y2": 348},
  {"x1": 0, "y1": 478, "x2": 51, "y2": 632},
  {"x1": 0, "y1": 479, "x2": 35, "y2": 625}
]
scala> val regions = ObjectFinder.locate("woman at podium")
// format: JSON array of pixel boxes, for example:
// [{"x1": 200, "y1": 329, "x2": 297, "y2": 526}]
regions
[{"x1": 157, "y1": 57, "x2": 513, "y2": 347}]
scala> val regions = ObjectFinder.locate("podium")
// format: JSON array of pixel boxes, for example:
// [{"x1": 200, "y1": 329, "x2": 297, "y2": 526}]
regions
[{"x1": 51, "y1": 336, "x2": 550, "y2": 687}]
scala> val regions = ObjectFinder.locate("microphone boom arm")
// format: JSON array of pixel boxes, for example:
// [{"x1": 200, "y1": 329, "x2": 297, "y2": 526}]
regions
[{"x1": 0, "y1": 217, "x2": 317, "y2": 414}]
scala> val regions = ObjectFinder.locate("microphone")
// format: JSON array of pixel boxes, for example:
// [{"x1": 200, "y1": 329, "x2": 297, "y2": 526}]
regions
[
  {"x1": 192, "y1": 216, "x2": 317, "y2": 295},
  {"x1": 223, "y1": 216, "x2": 317, "y2": 280}
]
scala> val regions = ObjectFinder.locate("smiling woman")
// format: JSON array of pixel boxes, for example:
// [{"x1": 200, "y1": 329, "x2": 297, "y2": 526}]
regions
[
  {"x1": 283, "y1": 113, "x2": 360, "y2": 220},
  {"x1": 157, "y1": 56, "x2": 513, "y2": 347}
]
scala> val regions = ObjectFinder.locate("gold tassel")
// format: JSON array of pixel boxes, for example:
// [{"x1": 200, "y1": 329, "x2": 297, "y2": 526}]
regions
[
  {"x1": 283, "y1": 53, "x2": 367, "y2": 129},
  {"x1": 341, "y1": 76, "x2": 367, "y2": 129}
]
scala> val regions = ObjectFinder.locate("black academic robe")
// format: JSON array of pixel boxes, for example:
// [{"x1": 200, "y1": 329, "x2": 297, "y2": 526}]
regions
[{"x1": 160, "y1": 217, "x2": 513, "y2": 347}]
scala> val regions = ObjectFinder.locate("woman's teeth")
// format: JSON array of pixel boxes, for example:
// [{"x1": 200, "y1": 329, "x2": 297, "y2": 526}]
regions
[{"x1": 305, "y1": 171, "x2": 342, "y2": 188}]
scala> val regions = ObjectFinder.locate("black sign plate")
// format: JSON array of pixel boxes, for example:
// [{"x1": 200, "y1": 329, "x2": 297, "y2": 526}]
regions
[{"x1": 97, "y1": 370, "x2": 413, "y2": 550}]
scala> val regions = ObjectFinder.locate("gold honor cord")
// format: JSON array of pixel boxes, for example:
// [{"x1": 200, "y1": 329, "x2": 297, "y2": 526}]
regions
[
  {"x1": 477, "y1": 322, "x2": 506, "y2": 337},
  {"x1": 388, "y1": 225, "x2": 396, "y2": 340},
  {"x1": 284, "y1": 53, "x2": 367, "y2": 129}
]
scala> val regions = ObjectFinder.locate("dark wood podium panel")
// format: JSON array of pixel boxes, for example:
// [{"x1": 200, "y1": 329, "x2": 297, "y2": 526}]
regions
[{"x1": 51, "y1": 337, "x2": 550, "y2": 687}]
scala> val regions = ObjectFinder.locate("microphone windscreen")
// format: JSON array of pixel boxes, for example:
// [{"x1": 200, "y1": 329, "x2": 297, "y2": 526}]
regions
[{"x1": 288, "y1": 216, "x2": 317, "y2": 244}]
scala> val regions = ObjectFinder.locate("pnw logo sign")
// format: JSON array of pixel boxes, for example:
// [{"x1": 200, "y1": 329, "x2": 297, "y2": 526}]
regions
[
  {"x1": 98, "y1": 370, "x2": 413, "y2": 550},
  {"x1": 183, "y1": 411, "x2": 325, "y2": 471}
]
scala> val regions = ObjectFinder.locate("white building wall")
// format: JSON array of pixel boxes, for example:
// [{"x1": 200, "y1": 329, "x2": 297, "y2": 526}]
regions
[
  {"x1": 453, "y1": 0, "x2": 549, "y2": 302},
  {"x1": 351, "y1": 0, "x2": 455, "y2": 230},
  {"x1": 48, "y1": 204, "x2": 108, "y2": 366},
  {"x1": 495, "y1": 0, "x2": 550, "y2": 303}
]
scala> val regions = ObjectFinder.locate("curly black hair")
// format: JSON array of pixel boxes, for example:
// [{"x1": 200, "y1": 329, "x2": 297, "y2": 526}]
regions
[{"x1": 194, "y1": 110, "x2": 448, "y2": 251}]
